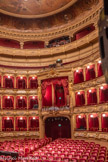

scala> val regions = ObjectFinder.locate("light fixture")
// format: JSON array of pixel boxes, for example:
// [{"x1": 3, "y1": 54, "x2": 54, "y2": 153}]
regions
[
  {"x1": 87, "y1": 65, "x2": 90, "y2": 69},
  {"x1": 102, "y1": 114, "x2": 106, "y2": 117},
  {"x1": 20, "y1": 117, "x2": 23, "y2": 120},
  {"x1": 32, "y1": 96, "x2": 35, "y2": 99},
  {"x1": 7, "y1": 117, "x2": 10, "y2": 120},
  {"x1": 32, "y1": 76, "x2": 35, "y2": 79},
  {"x1": 8, "y1": 76, "x2": 10, "y2": 79},
  {"x1": 33, "y1": 117, "x2": 35, "y2": 120},
  {"x1": 78, "y1": 92, "x2": 80, "y2": 95},
  {"x1": 90, "y1": 114, "x2": 94, "y2": 118},
  {"x1": 20, "y1": 76, "x2": 23, "y2": 79},
  {"x1": 7, "y1": 96, "x2": 10, "y2": 99},
  {"x1": 89, "y1": 89, "x2": 92, "y2": 93},
  {"x1": 78, "y1": 115, "x2": 81, "y2": 118},
  {"x1": 100, "y1": 86, "x2": 104, "y2": 90},
  {"x1": 98, "y1": 60, "x2": 101, "y2": 64},
  {"x1": 76, "y1": 70, "x2": 79, "y2": 73},
  {"x1": 20, "y1": 96, "x2": 23, "y2": 99}
]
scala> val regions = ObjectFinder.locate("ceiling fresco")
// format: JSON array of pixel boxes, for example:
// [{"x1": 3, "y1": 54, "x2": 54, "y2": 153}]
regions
[
  {"x1": 0, "y1": 0, "x2": 76, "y2": 18},
  {"x1": 0, "y1": 0, "x2": 99, "y2": 31}
]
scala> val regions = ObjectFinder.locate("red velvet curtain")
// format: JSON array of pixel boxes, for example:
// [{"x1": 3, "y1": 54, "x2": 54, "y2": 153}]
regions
[
  {"x1": 3, "y1": 76, "x2": 14, "y2": 88},
  {"x1": 86, "y1": 65, "x2": 96, "y2": 81},
  {"x1": 2, "y1": 117, "x2": 14, "y2": 131},
  {"x1": 42, "y1": 84, "x2": 52, "y2": 107},
  {"x1": 29, "y1": 96, "x2": 38, "y2": 109},
  {"x1": 29, "y1": 117, "x2": 39, "y2": 131},
  {"x1": 45, "y1": 117, "x2": 71, "y2": 140},
  {"x1": 42, "y1": 77, "x2": 68, "y2": 107},
  {"x1": 24, "y1": 41, "x2": 44, "y2": 49},
  {"x1": 29, "y1": 77, "x2": 38, "y2": 89},
  {"x1": 98, "y1": 63, "x2": 103, "y2": 77},
  {"x1": 76, "y1": 115, "x2": 86, "y2": 129},
  {"x1": 74, "y1": 69, "x2": 84, "y2": 84},
  {"x1": 99, "y1": 86, "x2": 108, "y2": 103},
  {"x1": 3, "y1": 96, "x2": 14, "y2": 109},
  {"x1": 87, "y1": 89, "x2": 97, "y2": 105},
  {"x1": 16, "y1": 117, "x2": 27, "y2": 131},
  {"x1": 89, "y1": 114, "x2": 99, "y2": 131},
  {"x1": 54, "y1": 84, "x2": 65, "y2": 107},
  {"x1": 75, "y1": 91, "x2": 85, "y2": 106},
  {"x1": 0, "y1": 39, "x2": 20, "y2": 48},
  {"x1": 16, "y1": 96, "x2": 27, "y2": 109},
  {"x1": 75, "y1": 25, "x2": 95, "y2": 40},
  {"x1": 16, "y1": 77, "x2": 27, "y2": 89},
  {"x1": 102, "y1": 114, "x2": 108, "y2": 131},
  {"x1": 0, "y1": 76, "x2": 1, "y2": 87}
]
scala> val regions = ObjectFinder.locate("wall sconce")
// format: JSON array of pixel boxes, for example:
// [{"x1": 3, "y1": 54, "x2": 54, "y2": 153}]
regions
[{"x1": 90, "y1": 114, "x2": 94, "y2": 118}]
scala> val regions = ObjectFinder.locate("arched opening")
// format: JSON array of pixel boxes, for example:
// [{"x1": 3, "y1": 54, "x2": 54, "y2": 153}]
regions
[{"x1": 45, "y1": 116, "x2": 71, "y2": 140}]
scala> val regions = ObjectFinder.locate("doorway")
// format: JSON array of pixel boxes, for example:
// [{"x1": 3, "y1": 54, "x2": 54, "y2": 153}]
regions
[{"x1": 45, "y1": 117, "x2": 71, "y2": 140}]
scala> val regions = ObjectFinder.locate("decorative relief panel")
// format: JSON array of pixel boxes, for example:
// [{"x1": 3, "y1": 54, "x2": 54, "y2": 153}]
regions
[{"x1": 74, "y1": 131, "x2": 108, "y2": 141}]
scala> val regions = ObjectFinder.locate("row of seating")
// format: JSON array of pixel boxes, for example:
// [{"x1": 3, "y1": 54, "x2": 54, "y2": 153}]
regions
[
  {"x1": 0, "y1": 138, "x2": 52, "y2": 162},
  {"x1": 26, "y1": 138, "x2": 108, "y2": 162}
]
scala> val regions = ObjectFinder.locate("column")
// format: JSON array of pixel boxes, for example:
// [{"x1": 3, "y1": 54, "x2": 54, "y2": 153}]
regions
[
  {"x1": 0, "y1": 116, "x2": 2, "y2": 131},
  {"x1": 45, "y1": 41, "x2": 49, "y2": 47},
  {"x1": 72, "y1": 70, "x2": 74, "y2": 84},
  {"x1": 27, "y1": 75, "x2": 29, "y2": 89},
  {"x1": 38, "y1": 80, "x2": 42, "y2": 111},
  {"x1": 14, "y1": 95, "x2": 16, "y2": 110},
  {"x1": 95, "y1": 62, "x2": 98, "y2": 77},
  {"x1": 14, "y1": 117, "x2": 16, "y2": 131},
  {"x1": 1, "y1": 74, "x2": 3, "y2": 88},
  {"x1": 1, "y1": 95, "x2": 2, "y2": 109},
  {"x1": 83, "y1": 66, "x2": 86, "y2": 81},
  {"x1": 27, "y1": 95, "x2": 29, "y2": 110},
  {"x1": 86, "y1": 114, "x2": 89, "y2": 131},
  {"x1": 39, "y1": 116, "x2": 45, "y2": 139},
  {"x1": 97, "y1": 87, "x2": 100, "y2": 104},
  {"x1": 20, "y1": 42, "x2": 24, "y2": 49},
  {"x1": 71, "y1": 90, "x2": 75, "y2": 107},
  {"x1": 98, "y1": 113, "x2": 102, "y2": 131},
  {"x1": 85, "y1": 89, "x2": 87, "y2": 105},
  {"x1": 14, "y1": 75, "x2": 16, "y2": 89},
  {"x1": 27, "y1": 116, "x2": 29, "y2": 131},
  {"x1": 69, "y1": 81, "x2": 73, "y2": 112},
  {"x1": 71, "y1": 115, "x2": 75, "y2": 139}
]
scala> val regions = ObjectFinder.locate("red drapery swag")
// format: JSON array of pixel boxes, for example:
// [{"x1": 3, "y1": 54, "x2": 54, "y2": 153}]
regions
[
  {"x1": 29, "y1": 117, "x2": 39, "y2": 130},
  {"x1": 99, "y1": 85, "x2": 108, "y2": 103},
  {"x1": 16, "y1": 77, "x2": 27, "y2": 89},
  {"x1": 3, "y1": 96, "x2": 14, "y2": 109},
  {"x1": 89, "y1": 114, "x2": 99, "y2": 130},
  {"x1": 16, "y1": 117, "x2": 27, "y2": 130},
  {"x1": 87, "y1": 89, "x2": 97, "y2": 105},
  {"x1": 98, "y1": 63, "x2": 103, "y2": 77},
  {"x1": 75, "y1": 91, "x2": 85, "y2": 106},
  {"x1": 29, "y1": 77, "x2": 38, "y2": 89},
  {"x1": 2, "y1": 117, "x2": 14, "y2": 130},
  {"x1": 102, "y1": 114, "x2": 108, "y2": 130},
  {"x1": 3, "y1": 76, "x2": 14, "y2": 88},
  {"x1": 41, "y1": 77, "x2": 68, "y2": 107},
  {"x1": 74, "y1": 69, "x2": 84, "y2": 84},
  {"x1": 76, "y1": 115, "x2": 86, "y2": 129},
  {"x1": 28, "y1": 96, "x2": 38, "y2": 109},
  {"x1": 86, "y1": 65, "x2": 96, "y2": 81}
]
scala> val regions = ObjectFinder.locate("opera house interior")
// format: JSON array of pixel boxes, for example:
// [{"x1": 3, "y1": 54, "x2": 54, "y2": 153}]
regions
[{"x1": 0, "y1": 0, "x2": 107, "y2": 161}]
